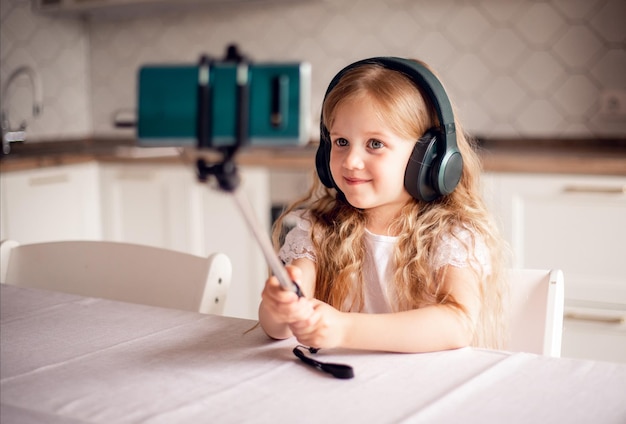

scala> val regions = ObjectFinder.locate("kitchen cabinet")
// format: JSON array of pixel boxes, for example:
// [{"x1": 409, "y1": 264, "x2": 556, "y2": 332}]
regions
[
  {"x1": 0, "y1": 162, "x2": 102, "y2": 243},
  {"x1": 99, "y1": 163, "x2": 201, "y2": 253},
  {"x1": 1, "y1": 160, "x2": 270, "y2": 320},
  {"x1": 100, "y1": 162, "x2": 271, "y2": 319},
  {"x1": 198, "y1": 168, "x2": 271, "y2": 320},
  {"x1": 269, "y1": 168, "x2": 312, "y2": 224},
  {"x1": 483, "y1": 172, "x2": 626, "y2": 362}
]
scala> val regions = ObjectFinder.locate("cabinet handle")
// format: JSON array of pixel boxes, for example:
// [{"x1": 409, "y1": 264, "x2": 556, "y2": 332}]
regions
[
  {"x1": 562, "y1": 185, "x2": 625, "y2": 195},
  {"x1": 28, "y1": 174, "x2": 70, "y2": 186},
  {"x1": 564, "y1": 312, "x2": 625, "y2": 325},
  {"x1": 116, "y1": 171, "x2": 156, "y2": 181}
]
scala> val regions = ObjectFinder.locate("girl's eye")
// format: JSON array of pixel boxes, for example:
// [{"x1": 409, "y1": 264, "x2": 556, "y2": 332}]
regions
[
  {"x1": 334, "y1": 138, "x2": 349, "y2": 147},
  {"x1": 368, "y1": 139, "x2": 384, "y2": 150}
]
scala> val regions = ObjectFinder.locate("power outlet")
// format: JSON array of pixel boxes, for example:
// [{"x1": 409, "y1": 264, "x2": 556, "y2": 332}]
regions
[{"x1": 599, "y1": 89, "x2": 626, "y2": 120}]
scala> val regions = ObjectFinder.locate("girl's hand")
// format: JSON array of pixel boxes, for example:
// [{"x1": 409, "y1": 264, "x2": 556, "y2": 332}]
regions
[
  {"x1": 260, "y1": 265, "x2": 314, "y2": 325},
  {"x1": 289, "y1": 300, "x2": 349, "y2": 349}
]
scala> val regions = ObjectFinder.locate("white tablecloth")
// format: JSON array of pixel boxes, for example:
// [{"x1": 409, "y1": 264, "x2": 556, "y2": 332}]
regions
[{"x1": 2, "y1": 284, "x2": 625, "y2": 423}]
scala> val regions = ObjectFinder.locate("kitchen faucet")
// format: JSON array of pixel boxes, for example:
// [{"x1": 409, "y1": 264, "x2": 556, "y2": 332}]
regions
[{"x1": 1, "y1": 65, "x2": 43, "y2": 154}]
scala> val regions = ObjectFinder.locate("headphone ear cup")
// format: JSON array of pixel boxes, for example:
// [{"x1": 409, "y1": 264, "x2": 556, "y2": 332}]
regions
[
  {"x1": 315, "y1": 143, "x2": 334, "y2": 189},
  {"x1": 404, "y1": 130, "x2": 440, "y2": 202},
  {"x1": 436, "y1": 148, "x2": 463, "y2": 196},
  {"x1": 316, "y1": 125, "x2": 335, "y2": 189}
]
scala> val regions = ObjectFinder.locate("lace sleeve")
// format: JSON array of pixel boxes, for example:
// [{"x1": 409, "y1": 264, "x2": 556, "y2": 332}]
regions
[
  {"x1": 278, "y1": 213, "x2": 317, "y2": 264},
  {"x1": 432, "y1": 227, "x2": 491, "y2": 275}
]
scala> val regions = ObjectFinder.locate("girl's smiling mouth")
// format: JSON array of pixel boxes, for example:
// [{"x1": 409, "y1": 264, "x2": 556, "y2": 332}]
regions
[{"x1": 344, "y1": 176, "x2": 370, "y2": 185}]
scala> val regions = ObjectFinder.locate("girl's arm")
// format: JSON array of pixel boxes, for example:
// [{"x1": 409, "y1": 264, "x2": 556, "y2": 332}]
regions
[
  {"x1": 258, "y1": 258, "x2": 317, "y2": 340},
  {"x1": 290, "y1": 265, "x2": 482, "y2": 353}
]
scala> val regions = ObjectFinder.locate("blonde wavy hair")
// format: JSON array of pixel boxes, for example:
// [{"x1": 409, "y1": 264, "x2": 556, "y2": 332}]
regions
[{"x1": 273, "y1": 61, "x2": 509, "y2": 349}]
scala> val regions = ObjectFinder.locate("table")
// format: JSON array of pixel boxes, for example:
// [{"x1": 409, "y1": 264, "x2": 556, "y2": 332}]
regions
[{"x1": 2, "y1": 284, "x2": 625, "y2": 424}]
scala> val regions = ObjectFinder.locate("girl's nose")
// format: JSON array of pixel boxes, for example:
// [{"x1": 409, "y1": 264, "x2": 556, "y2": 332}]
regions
[{"x1": 343, "y1": 147, "x2": 365, "y2": 170}]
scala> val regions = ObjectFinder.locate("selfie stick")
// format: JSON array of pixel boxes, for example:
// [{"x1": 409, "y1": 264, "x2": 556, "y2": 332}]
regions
[{"x1": 194, "y1": 52, "x2": 304, "y2": 299}]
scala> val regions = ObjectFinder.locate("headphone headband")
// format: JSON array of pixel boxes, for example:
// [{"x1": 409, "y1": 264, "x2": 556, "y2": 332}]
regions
[{"x1": 322, "y1": 57, "x2": 458, "y2": 154}]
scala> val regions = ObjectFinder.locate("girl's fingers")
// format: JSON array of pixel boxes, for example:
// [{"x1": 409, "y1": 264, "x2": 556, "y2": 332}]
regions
[
  {"x1": 290, "y1": 306, "x2": 321, "y2": 336},
  {"x1": 263, "y1": 276, "x2": 298, "y2": 303}
]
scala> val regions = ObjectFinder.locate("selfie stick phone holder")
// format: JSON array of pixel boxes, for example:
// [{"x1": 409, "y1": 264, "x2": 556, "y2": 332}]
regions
[
  {"x1": 193, "y1": 49, "x2": 303, "y2": 299},
  {"x1": 194, "y1": 47, "x2": 354, "y2": 379}
]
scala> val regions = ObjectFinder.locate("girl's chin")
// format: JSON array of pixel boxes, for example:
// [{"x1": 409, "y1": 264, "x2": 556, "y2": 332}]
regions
[{"x1": 341, "y1": 195, "x2": 371, "y2": 210}]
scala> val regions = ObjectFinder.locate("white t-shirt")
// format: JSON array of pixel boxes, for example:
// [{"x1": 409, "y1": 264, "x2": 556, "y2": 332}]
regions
[{"x1": 278, "y1": 212, "x2": 491, "y2": 313}]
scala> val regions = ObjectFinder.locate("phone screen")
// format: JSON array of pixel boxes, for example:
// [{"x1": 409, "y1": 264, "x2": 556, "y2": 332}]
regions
[{"x1": 137, "y1": 62, "x2": 311, "y2": 148}]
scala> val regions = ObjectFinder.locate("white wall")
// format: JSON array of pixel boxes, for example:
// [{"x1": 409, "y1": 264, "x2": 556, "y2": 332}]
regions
[{"x1": 1, "y1": 0, "x2": 625, "y2": 141}]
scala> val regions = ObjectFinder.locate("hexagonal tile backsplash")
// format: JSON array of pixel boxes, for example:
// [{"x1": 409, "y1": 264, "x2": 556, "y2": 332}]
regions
[{"x1": 1, "y1": 0, "x2": 625, "y2": 142}]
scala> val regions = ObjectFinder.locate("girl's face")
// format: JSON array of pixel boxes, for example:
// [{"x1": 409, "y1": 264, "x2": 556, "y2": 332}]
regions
[{"x1": 329, "y1": 95, "x2": 416, "y2": 222}]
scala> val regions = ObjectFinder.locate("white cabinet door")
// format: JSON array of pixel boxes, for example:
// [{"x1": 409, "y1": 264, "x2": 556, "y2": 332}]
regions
[
  {"x1": 100, "y1": 163, "x2": 202, "y2": 254},
  {"x1": 0, "y1": 162, "x2": 102, "y2": 243},
  {"x1": 100, "y1": 163, "x2": 270, "y2": 320},
  {"x1": 484, "y1": 172, "x2": 626, "y2": 362},
  {"x1": 199, "y1": 167, "x2": 271, "y2": 320},
  {"x1": 560, "y1": 303, "x2": 626, "y2": 363}
]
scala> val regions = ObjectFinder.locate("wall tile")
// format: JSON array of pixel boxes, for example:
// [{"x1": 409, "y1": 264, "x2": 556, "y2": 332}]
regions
[
  {"x1": 591, "y1": 0, "x2": 626, "y2": 43},
  {"x1": 444, "y1": 4, "x2": 492, "y2": 49},
  {"x1": 447, "y1": 54, "x2": 491, "y2": 96},
  {"x1": 515, "y1": 99, "x2": 566, "y2": 136},
  {"x1": 1, "y1": 0, "x2": 624, "y2": 143},
  {"x1": 479, "y1": 28, "x2": 528, "y2": 71},
  {"x1": 553, "y1": 25, "x2": 605, "y2": 70},
  {"x1": 553, "y1": 75, "x2": 600, "y2": 118},
  {"x1": 515, "y1": 52, "x2": 565, "y2": 95},
  {"x1": 553, "y1": 0, "x2": 603, "y2": 21},
  {"x1": 591, "y1": 49, "x2": 626, "y2": 88},
  {"x1": 481, "y1": 76, "x2": 528, "y2": 122},
  {"x1": 514, "y1": 2, "x2": 567, "y2": 47}
]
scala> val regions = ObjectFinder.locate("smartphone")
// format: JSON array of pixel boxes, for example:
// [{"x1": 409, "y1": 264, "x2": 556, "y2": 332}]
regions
[{"x1": 137, "y1": 62, "x2": 311, "y2": 148}]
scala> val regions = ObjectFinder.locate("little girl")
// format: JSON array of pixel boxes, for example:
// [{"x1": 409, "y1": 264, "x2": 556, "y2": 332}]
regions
[{"x1": 258, "y1": 57, "x2": 508, "y2": 353}]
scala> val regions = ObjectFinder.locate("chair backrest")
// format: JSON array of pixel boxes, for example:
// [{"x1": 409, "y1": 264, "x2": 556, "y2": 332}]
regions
[
  {"x1": 507, "y1": 268, "x2": 565, "y2": 357},
  {"x1": 0, "y1": 240, "x2": 232, "y2": 315}
]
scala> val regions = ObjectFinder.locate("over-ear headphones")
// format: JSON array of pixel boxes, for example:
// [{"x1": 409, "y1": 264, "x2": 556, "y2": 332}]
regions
[{"x1": 315, "y1": 57, "x2": 463, "y2": 203}]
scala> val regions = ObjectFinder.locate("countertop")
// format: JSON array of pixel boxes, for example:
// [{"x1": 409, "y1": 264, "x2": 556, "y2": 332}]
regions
[{"x1": 1, "y1": 137, "x2": 626, "y2": 176}]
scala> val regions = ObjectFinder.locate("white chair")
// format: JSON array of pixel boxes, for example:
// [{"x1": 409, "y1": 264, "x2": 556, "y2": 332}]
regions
[
  {"x1": 0, "y1": 240, "x2": 232, "y2": 315},
  {"x1": 507, "y1": 268, "x2": 565, "y2": 357}
]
